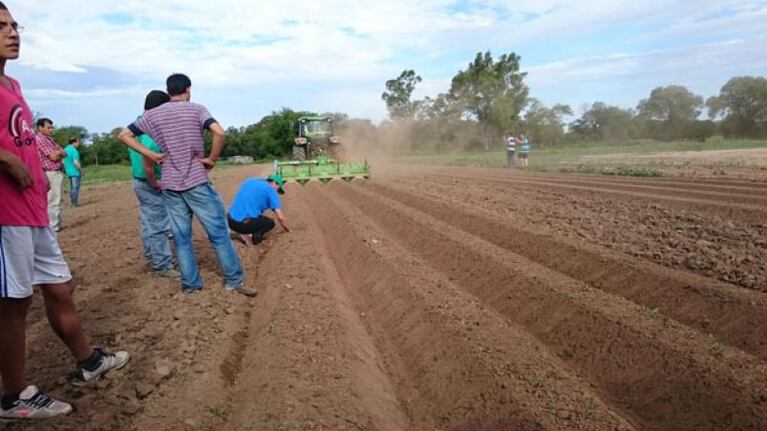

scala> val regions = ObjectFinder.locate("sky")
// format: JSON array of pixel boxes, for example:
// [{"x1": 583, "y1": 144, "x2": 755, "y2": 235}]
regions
[{"x1": 5, "y1": 0, "x2": 767, "y2": 134}]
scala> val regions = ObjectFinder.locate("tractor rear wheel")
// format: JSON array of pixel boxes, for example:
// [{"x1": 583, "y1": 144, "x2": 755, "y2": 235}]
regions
[{"x1": 292, "y1": 145, "x2": 306, "y2": 161}]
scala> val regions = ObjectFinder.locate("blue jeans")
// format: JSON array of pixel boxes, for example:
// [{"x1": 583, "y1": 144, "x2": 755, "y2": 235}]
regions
[
  {"x1": 68, "y1": 176, "x2": 81, "y2": 206},
  {"x1": 163, "y1": 183, "x2": 244, "y2": 291},
  {"x1": 133, "y1": 179, "x2": 173, "y2": 271}
]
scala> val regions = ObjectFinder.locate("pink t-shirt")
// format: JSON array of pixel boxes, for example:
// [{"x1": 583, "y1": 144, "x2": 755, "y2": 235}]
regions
[{"x1": 0, "y1": 76, "x2": 48, "y2": 227}]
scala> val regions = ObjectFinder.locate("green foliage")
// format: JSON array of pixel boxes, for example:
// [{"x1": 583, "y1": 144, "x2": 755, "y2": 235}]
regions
[
  {"x1": 706, "y1": 76, "x2": 767, "y2": 137},
  {"x1": 448, "y1": 51, "x2": 529, "y2": 139},
  {"x1": 522, "y1": 99, "x2": 572, "y2": 148},
  {"x1": 382, "y1": 70, "x2": 422, "y2": 120},
  {"x1": 637, "y1": 85, "x2": 705, "y2": 140},
  {"x1": 207, "y1": 108, "x2": 315, "y2": 161},
  {"x1": 51, "y1": 125, "x2": 87, "y2": 147},
  {"x1": 570, "y1": 102, "x2": 637, "y2": 142},
  {"x1": 88, "y1": 128, "x2": 130, "y2": 165}
]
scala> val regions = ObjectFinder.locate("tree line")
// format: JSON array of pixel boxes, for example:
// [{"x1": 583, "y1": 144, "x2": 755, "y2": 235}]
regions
[
  {"x1": 42, "y1": 109, "x2": 348, "y2": 165},
  {"x1": 381, "y1": 51, "x2": 767, "y2": 149},
  {"x1": 41, "y1": 52, "x2": 766, "y2": 163}
]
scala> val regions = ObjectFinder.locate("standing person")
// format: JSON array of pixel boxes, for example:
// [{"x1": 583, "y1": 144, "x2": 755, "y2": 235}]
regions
[
  {"x1": 129, "y1": 90, "x2": 178, "y2": 278},
  {"x1": 227, "y1": 174, "x2": 289, "y2": 246},
  {"x1": 119, "y1": 73, "x2": 254, "y2": 297},
  {"x1": 505, "y1": 132, "x2": 516, "y2": 168},
  {"x1": 0, "y1": 2, "x2": 129, "y2": 420},
  {"x1": 61, "y1": 137, "x2": 82, "y2": 207},
  {"x1": 35, "y1": 118, "x2": 66, "y2": 231},
  {"x1": 519, "y1": 133, "x2": 530, "y2": 167}
]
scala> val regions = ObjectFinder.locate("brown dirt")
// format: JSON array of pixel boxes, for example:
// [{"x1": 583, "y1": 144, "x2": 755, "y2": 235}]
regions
[{"x1": 7, "y1": 163, "x2": 767, "y2": 430}]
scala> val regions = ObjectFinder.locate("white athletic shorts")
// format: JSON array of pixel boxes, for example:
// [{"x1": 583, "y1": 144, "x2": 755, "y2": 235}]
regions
[{"x1": 0, "y1": 226, "x2": 72, "y2": 299}]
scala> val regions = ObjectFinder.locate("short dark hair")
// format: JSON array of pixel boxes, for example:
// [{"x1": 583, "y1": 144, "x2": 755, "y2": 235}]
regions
[
  {"x1": 0, "y1": 2, "x2": 8, "y2": 11},
  {"x1": 36, "y1": 118, "x2": 52, "y2": 128},
  {"x1": 68, "y1": 137, "x2": 79, "y2": 144},
  {"x1": 144, "y1": 90, "x2": 170, "y2": 110},
  {"x1": 166, "y1": 73, "x2": 192, "y2": 96}
]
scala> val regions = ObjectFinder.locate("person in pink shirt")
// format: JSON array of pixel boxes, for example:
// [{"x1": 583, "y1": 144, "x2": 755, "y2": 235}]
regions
[
  {"x1": 35, "y1": 117, "x2": 66, "y2": 231},
  {"x1": 0, "y1": 1, "x2": 130, "y2": 421}
]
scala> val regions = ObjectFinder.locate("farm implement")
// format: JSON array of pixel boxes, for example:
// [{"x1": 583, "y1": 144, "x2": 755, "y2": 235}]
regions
[{"x1": 275, "y1": 115, "x2": 371, "y2": 185}]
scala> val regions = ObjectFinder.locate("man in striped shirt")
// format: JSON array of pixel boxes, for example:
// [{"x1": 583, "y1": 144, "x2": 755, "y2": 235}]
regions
[
  {"x1": 505, "y1": 132, "x2": 516, "y2": 168},
  {"x1": 35, "y1": 118, "x2": 66, "y2": 231},
  {"x1": 119, "y1": 73, "x2": 254, "y2": 297}
]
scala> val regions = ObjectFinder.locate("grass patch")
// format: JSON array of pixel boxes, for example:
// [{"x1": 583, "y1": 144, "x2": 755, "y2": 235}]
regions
[
  {"x1": 70, "y1": 161, "x2": 244, "y2": 187},
  {"x1": 80, "y1": 164, "x2": 132, "y2": 185},
  {"x1": 559, "y1": 165, "x2": 663, "y2": 177}
]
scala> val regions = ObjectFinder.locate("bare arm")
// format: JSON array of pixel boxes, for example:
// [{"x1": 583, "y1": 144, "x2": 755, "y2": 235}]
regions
[
  {"x1": 197, "y1": 122, "x2": 225, "y2": 169},
  {"x1": 0, "y1": 148, "x2": 34, "y2": 190},
  {"x1": 118, "y1": 128, "x2": 164, "y2": 164},
  {"x1": 274, "y1": 208, "x2": 289, "y2": 232},
  {"x1": 143, "y1": 156, "x2": 161, "y2": 189},
  {"x1": 47, "y1": 149, "x2": 66, "y2": 161}
]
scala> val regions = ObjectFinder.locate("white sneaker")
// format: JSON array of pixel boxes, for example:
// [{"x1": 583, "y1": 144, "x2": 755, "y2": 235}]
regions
[
  {"x1": 69, "y1": 348, "x2": 130, "y2": 387},
  {"x1": 0, "y1": 385, "x2": 72, "y2": 420}
]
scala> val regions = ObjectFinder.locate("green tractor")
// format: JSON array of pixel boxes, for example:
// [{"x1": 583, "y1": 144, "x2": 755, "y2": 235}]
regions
[{"x1": 275, "y1": 116, "x2": 371, "y2": 185}]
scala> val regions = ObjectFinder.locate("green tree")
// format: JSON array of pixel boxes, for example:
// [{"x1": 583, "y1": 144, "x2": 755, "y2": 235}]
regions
[
  {"x1": 51, "y1": 125, "x2": 88, "y2": 147},
  {"x1": 570, "y1": 102, "x2": 637, "y2": 142},
  {"x1": 448, "y1": 51, "x2": 528, "y2": 147},
  {"x1": 706, "y1": 76, "x2": 767, "y2": 137},
  {"x1": 522, "y1": 99, "x2": 573, "y2": 147},
  {"x1": 637, "y1": 85, "x2": 704, "y2": 139},
  {"x1": 382, "y1": 70, "x2": 422, "y2": 120},
  {"x1": 89, "y1": 128, "x2": 129, "y2": 165}
]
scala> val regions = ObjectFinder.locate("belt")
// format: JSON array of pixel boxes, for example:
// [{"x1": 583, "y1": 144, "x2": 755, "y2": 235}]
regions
[{"x1": 133, "y1": 177, "x2": 147, "y2": 182}]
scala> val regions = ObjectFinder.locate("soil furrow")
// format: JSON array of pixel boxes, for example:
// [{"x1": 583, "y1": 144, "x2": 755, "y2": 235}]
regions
[
  {"x1": 433, "y1": 173, "x2": 767, "y2": 216},
  {"x1": 217, "y1": 184, "x2": 408, "y2": 431},
  {"x1": 307, "y1": 182, "x2": 635, "y2": 430},
  {"x1": 364, "y1": 181, "x2": 767, "y2": 359},
  {"x1": 331, "y1": 181, "x2": 767, "y2": 430}
]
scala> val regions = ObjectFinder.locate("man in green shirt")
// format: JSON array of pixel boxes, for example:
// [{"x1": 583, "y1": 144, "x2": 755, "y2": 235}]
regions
[
  {"x1": 62, "y1": 137, "x2": 82, "y2": 207},
  {"x1": 129, "y1": 90, "x2": 178, "y2": 278}
]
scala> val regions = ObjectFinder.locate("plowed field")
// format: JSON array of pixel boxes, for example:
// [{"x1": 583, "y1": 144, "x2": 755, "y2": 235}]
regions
[{"x1": 9, "y1": 163, "x2": 767, "y2": 431}]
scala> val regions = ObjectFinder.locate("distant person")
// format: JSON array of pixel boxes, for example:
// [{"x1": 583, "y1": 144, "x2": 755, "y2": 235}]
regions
[
  {"x1": 0, "y1": 1, "x2": 129, "y2": 421},
  {"x1": 118, "y1": 73, "x2": 254, "y2": 297},
  {"x1": 35, "y1": 117, "x2": 66, "y2": 231},
  {"x1": 505, "y1": 132, "x2": 516, "y2": 168},
  {"x1": 519, "y1": 133, "x2": 530, "y2": 167},
  {"x1": 62, "y1": 137, "x2": 82, "y2": 207},
  {"x1": 129, "y1": 90, "x2": 179, "y2": 278},
  {"x1": 227, "y1": 174, "x2": 289, "y2": 246}
]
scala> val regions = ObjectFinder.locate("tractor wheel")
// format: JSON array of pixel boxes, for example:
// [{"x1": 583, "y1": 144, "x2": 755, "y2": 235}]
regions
[{"x1": 292, "y1": 145, "x2": 306, "y2": 161}]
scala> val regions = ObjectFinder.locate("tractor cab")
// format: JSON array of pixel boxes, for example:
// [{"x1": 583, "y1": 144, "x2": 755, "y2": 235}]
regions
[{"x1": 293, "y1": 116, "x2": 340, "y2": 160}]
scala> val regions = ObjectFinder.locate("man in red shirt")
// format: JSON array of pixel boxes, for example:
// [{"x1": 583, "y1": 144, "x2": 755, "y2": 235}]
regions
[
  {"x1": 0, "y1": 1, "x2": 130, "y2": 421},
  {"x1": 35, "y1": 117, "x2": 66, "y2": 231}
]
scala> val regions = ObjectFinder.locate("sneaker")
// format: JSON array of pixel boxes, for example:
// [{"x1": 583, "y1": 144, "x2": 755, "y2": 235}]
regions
[
  {"x1": 153, "y1": 268, "x2": 181, "y2": 279},
  {"x1": 69, "y1": 348, "x2": 130, "y2": 387},
  {"x1": 0, "y1": 385, "x2": 72, "y2": 420},
  {"x1": 225, "y1": 283, "x2": 257, "y2": 298}
]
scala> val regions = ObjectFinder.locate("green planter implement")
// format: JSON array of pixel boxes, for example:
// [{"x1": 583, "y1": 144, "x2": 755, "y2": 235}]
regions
[{"x1": 275, "y1": 154, "x2": 371, "y2": 185}]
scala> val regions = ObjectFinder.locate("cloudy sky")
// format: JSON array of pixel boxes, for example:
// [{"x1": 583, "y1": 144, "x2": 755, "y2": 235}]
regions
[{"x1": 6, "y1": 1, "x2": 767, "y2": 134}]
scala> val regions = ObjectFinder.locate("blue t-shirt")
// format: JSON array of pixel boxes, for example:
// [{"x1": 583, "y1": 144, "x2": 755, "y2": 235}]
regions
[
  {"x1": 228, "y1": 178, "x2": 282, "y2": 222},
  {"x1": 62, "y1": 145, "x2": 81, "y2": 177}
]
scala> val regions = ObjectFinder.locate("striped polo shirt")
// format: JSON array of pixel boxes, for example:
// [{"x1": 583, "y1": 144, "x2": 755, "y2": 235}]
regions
[
  {"x1": 506, "y1": 136, "x2": 517, "y2": 152},
  {"x1": 128, "y1": 101, "x2": 217, "y2": 192}
]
